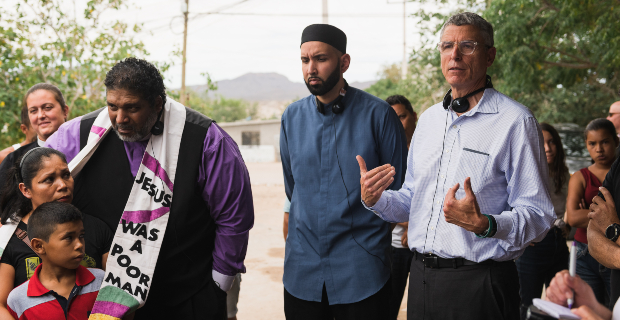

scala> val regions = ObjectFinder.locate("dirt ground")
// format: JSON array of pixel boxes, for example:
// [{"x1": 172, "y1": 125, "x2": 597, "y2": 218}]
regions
[{"x1": 237, "y1": 162, "x2": 407, "y2": 320}]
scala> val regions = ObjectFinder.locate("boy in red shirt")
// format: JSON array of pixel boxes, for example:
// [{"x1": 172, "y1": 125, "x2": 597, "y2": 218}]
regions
[{"x1": 7, "y1": 202, "x2": 104, "y2": 320}]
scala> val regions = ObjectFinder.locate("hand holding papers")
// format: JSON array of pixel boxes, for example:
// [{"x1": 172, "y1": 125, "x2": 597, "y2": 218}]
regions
[
  {"x1": 544, "y1": 270, "x2": 613, "y2": 320},
  {"x1": 533, "y1": 299, "x2": 581, "y2": 320}
]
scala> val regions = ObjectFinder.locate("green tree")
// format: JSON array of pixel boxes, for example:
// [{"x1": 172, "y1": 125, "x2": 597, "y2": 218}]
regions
[
  {"x1": 365, "y1": 0, "x2": 465, "y2": 114},
  {"x1": 366, "y1": 0, "x2": 620, "y2": 126},
  {"x1": 0, "y1": 0, "x2": 167, "y2": 147},
  {"x1": 208, "y1": 97, "x2": 254, "y2": 123},
  {"x1": 168, "y1": 73, "x2": 255, "y2": 123},
  {"x1": 488, "y1": 0, "x2": 620, "y2": 125}
]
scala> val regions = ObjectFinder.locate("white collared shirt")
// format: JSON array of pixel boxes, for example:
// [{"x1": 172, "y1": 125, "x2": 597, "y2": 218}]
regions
[{"x1": 368, "y1": 88, "x2": 555, "y2": 262}]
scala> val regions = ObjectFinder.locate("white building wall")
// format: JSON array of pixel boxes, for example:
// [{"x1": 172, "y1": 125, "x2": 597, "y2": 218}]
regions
[{"x1": 218, "y1": 119, "x2": 281, "y2": 162}]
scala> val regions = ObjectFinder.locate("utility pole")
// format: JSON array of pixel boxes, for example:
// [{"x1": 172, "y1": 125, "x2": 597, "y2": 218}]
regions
[
  {"x1": 181, "y1": 0, "x2": 189, "y2": 105},
  {"x1": 388, "y1": 0, "x2": 408, "y2": 79},
  {"x1": 401, "y1": 1, "x2": 406, "y2": 79},
  {"x1": 322, "y1": 0, "x2": 328, "y2": 24}
]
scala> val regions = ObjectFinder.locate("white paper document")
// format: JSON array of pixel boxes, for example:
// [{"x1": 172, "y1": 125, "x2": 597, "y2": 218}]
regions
[{"x1": 533, "y1": 298, "x2": 581, "y2": 319}]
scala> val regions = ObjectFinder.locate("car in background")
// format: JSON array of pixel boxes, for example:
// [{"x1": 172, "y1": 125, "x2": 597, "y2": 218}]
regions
[{"x1": 554, "y1": 123, "x2": 591, "y2": 174}]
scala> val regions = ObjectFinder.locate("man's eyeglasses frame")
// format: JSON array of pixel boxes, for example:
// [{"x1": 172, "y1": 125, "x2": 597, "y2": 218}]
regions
[{"x1": 437, "y1": 41, "x2": 491, "y2": 56}]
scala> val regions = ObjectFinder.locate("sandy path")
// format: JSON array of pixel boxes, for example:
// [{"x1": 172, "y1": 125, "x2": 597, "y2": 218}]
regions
[{"x1": 237, "y1": 162, "x2": 407, "y2": 319}]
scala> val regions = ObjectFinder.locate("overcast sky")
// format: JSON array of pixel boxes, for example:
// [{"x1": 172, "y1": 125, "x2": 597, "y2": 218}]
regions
[
  {"x1": 114, "y1": 0, "x2": 427, "y2": 88},
  {"x1": 3, "y1": 0, "x2": 432, "y2": 88}
]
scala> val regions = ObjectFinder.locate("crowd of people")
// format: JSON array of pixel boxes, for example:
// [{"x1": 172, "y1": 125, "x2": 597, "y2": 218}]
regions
[
  {"x1": 0, "y1": 58, "x2": 254, "y2": 320},
  {"x1": 0, "y1": 10, "x2": 619, "y2": 320}
]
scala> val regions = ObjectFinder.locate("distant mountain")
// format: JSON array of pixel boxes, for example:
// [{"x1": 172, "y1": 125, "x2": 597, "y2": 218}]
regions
[{"x1": 188, "y1": 72, "x2": 376, "y2": 102}]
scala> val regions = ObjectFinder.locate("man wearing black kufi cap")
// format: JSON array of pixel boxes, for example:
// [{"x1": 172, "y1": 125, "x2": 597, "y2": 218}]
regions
[{"x1": 279, "y1": 24, "x2": 408, "y2": 319}]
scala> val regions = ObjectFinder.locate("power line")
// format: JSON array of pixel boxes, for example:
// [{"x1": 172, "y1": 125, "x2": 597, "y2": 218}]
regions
[
  {"x1": 138, "y1": 15, "x2": 178, "y2": 25},
  {"x1": 147, "y1": 0, "x2": 251, "y2": 33},
  {"x1": 147, "y1": 6, "x2": 402, "y2": 33},
  {"x1": 191, "y1": 0, "x2": 251, "y2": 19},
  {"x1": 190, "y1": 12, "x2": 401, "y2": 18},
  {"x1": 169, "y1": 16, "x2": 185, "y2": 35},
  {"x1": 149, "y1": 11, "x2": 399, "y2": 34},
  {"x1": 180, "y1": 0, "x2": 252, "y2": 104}
]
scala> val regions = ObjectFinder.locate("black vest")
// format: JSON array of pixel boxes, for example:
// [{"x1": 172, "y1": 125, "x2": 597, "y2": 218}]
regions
[{"x1": 73, "y1": 107, "x2": 216, "y2": 307}]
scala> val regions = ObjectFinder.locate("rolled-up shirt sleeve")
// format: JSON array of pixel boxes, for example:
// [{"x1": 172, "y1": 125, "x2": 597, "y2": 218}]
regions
[
  {"x1": 493, "y1": 117, "x2": 554, "y2": 251},
  {"x1": 365, "y1": 133, "x2": 415, "y2": 224},
  {"x1": 198, "y1": 124, "x2": 254, "y2": 291}
]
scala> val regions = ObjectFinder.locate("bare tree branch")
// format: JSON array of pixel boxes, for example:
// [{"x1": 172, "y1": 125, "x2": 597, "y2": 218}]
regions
[
  {"x1": 23, "y1": 1, "x2": 65, "y2": 44},
  {"x1": 541, "y1": 0, "x2": 560, "y2": 12},
  {"x1": 540, "y1": 46, "x2": 594, "y2": 66},
  {"x1": 543, "y1": 61, "x2": 597, "y2": 69},
  {"x1": 591, "y1": 80, "x2": 617, "y2": 97}
]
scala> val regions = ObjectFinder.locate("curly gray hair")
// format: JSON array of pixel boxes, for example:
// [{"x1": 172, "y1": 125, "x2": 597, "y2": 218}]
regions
[{"x1": 439, "y1": 12, "x2": 494, "y2": 48}]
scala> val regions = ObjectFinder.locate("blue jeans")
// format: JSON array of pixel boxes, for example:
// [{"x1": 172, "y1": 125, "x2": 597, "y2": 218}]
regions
[
  {"x1": 389, "y1": 247, "x2": 414, "y2": 320},
  {"x1": 516, "y1": 227, "x2": 569, "y2": 317},
  {"x1": 575, "y1": 240, "x2": 611, "y2": 307}
]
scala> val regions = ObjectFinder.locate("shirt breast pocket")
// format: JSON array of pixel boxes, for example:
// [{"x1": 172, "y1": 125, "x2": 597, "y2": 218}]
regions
[{"x1": 452, "y1": 148, "x2": 490, "y2": 198}]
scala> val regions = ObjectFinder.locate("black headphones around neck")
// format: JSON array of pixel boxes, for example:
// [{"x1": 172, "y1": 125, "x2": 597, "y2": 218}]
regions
[
  {"x1": 150, "y1": 106, "x2": 165, "y2": 136},
  {"x1": 443, "y1": 75, "x2": 493, "y2": 113},
  {"x1": 316, "y1": 80, "x2": 349, "y2": 115}
]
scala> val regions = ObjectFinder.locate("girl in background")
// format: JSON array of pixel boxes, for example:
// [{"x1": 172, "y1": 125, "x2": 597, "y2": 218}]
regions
[
  {"x1": 567, "y1": 118, "x2": 619, "y2": 307},
  {"x1": 516, "y1": 123, "x2": 571, "y2": 316}
]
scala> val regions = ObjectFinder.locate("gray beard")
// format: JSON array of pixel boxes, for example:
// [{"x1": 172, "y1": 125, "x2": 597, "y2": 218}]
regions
[{"x1": 113, "y1": 110, "x2": 158, "y2": 142}]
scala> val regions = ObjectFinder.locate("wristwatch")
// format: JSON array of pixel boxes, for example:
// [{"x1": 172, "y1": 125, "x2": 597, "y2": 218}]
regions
[{"x1": 605, "y1": 223, "x2": 620, "y2": 242}]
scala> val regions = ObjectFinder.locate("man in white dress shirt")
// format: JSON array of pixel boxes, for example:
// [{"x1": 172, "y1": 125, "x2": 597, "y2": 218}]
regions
[{"x1": 357, "y1": 12, "x2": 554, "y2": 320}]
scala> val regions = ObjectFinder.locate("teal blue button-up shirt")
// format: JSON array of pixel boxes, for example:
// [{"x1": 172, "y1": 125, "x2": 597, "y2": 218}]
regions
[{"x1": 280, "y1": 86, "x2": 407, "y2": 304}]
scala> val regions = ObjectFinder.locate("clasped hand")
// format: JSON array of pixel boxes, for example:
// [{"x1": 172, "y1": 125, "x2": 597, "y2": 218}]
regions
[{"x1": 588, "y1": 187, "x2": 620, "y2": 234}]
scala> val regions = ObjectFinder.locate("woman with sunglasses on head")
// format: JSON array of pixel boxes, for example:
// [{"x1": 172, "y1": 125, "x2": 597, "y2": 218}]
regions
[
  {"x1": 515, "y1": 123, "x2": 571, "y2": 316},
  {"x1": 566, "y1": 118, "x2": 619, "y2": 308},
  {"x1": 0, "y1": 84, "x2": 70, "y2": 192},
  {"x1": 0, "y1": 148, "x2": 112, "y2": 319}
]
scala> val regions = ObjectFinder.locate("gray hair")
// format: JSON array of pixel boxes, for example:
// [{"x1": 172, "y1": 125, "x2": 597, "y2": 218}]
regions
[{"x1": 439, "y1": 12, "x2": 494, "y2": 48}]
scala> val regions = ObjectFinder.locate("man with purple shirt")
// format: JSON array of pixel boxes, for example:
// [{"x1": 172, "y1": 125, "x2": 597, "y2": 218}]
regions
[{"x1": 45, "y1": 57, "x2": 254, "y2": 319}]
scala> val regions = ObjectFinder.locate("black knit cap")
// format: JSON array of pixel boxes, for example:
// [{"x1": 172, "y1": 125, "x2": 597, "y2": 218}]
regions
[{"x1": 301, "y1": 24, "x2": 347, "y2": 54}]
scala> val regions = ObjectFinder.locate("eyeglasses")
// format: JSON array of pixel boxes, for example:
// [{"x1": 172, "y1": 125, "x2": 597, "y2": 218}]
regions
[{"x1": 437, "y1": 41, "x2": 482, "y2": 55}]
